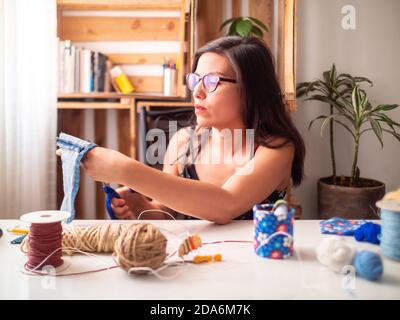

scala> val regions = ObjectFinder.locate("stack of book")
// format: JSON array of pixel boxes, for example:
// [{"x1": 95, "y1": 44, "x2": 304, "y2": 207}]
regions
[{"x1": 58, "y1": 39, "x2": 113, "y2": 93}]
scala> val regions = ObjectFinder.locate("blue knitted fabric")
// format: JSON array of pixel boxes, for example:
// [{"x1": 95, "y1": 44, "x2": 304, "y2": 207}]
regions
[{"x1": 320, "y1": 217, "x2": 367, "y2": 236}]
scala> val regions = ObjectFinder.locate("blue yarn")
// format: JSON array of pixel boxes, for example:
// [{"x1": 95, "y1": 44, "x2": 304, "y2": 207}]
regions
[
  {"x1": 353, "y1": 251, "x2": 383, "y2": 281},
  {"x1": 381, "y1": 209, "x2": 400, "y2": 260},
  {"x1": 354, "y1": 222, "x2": 381, "y2": 245}
]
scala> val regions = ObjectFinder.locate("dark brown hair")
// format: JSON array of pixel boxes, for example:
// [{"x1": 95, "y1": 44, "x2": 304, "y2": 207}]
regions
[{"x1": 191, "y1": 36, "x2": 305, "y2": 186}]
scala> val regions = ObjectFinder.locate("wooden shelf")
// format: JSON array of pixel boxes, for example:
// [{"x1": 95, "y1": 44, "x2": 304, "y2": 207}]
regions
[
  {"x1": 57, "y1": 0, "x2": 183, "y2": 11},
  {"x1": 58, "y1": 92, "x2": 187, "y2": 100},
  {"x1": 57, "y1": 101, "x2": 130, "y2": 109}
]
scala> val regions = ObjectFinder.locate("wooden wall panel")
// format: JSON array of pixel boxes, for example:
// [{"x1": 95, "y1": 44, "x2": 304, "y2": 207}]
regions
[
  {"x1": 232, "y1": 0, "x2": 242, "y2": 18},
  {"x1": 196, "y1": 0, "x2": 223, "y2": 48},
  {"x1": 59, "y1": 16, "x2": 180, "y2": 41},
  {"x1": 94, "y1": 110, "x2": 107, "y2": 219},
  {"x1": 57, "y1": 0, "x2": 182, "y2": 11},
  {"x1": 106, "y1": 53, "x2": 179, "y2": 65},
  {"x1": 127, "y1": 76, "x2": 163, "y2": 93},
  {"x1": 249, "y1": 0, "x2": 273, "y2": 49},
  {"x1": 277, "y1": 0, "x2": 297, "y2": 112},
  {"x1": 117, "y1": 110, "x2": 131, "y2": 157}
]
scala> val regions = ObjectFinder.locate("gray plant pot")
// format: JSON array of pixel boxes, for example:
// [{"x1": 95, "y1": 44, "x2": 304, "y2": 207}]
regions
[{"x1": 317, "y1": 176, "x2": 385, "y2": 219}]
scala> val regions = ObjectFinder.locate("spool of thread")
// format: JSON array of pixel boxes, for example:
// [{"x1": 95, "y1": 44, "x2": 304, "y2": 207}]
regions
[
  {"x1": 253, "y1": 200, "x2": 294, "y2": 259},
  {"x1": 376, "y1": 199, "x2": 400, "y2": 260},
  {"x1": 20, "y1": 211, "x2": 70, "y2": 271}
]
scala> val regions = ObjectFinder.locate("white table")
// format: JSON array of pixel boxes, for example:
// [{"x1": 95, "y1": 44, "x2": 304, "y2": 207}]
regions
[{"x1": 0, "y1": 219, "x2": 399, "y2": 300}]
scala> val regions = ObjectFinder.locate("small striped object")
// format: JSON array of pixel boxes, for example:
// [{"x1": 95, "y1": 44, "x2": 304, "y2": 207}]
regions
[{"x1": 178, "y1": 234, "x2": 202, "y2": 257}]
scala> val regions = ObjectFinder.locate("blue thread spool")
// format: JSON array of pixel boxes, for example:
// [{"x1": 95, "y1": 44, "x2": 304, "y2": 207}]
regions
[
  {"x1": 253, "y1": 201, "x2": 294, "y2": 259},
  {"x1": 376, "y1": 200, "x2": 400, "y2": 261}
]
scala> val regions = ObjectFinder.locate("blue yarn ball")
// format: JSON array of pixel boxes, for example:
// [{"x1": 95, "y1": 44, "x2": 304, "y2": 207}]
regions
[{"x1": 353, "y1": 250, "x2": 383, "y2": 281}]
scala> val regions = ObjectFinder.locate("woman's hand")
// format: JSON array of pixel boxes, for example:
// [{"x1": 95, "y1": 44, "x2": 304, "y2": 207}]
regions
[
  {"x1": 81, "y1": 147, "x2": 132, "y2": 184},
  {"x1": 57, "y1": 146, "x2": 133, "y2": 184},
  {"x1": 110, "y1": 187, "x2": 136, "y2": 219}
]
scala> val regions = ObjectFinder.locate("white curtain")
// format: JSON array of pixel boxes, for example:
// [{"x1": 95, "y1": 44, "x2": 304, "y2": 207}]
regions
[{"x1": 0, "y1": 0, "x2": 58, "y2": 218}]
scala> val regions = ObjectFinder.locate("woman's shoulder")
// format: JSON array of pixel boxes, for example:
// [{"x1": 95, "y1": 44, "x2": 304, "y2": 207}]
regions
[
  {"x1": 254, "y1": 136, "x2": 295, "y2": 164},
  {"x1": 257, "y1": 136, "x2": 295, "y2": 151}
]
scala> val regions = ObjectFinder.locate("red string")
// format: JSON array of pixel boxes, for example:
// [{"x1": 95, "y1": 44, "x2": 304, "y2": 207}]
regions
[
  {"x1": 26, "y1": 229, "x2": 253, "y2": 276},
  {"x1": 26, "y1": 222, "x2": 64, "y2": 270}
]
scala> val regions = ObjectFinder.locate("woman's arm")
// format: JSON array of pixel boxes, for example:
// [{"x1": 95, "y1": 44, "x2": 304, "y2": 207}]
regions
[
  {"x1": 111, "y1": 127, "x2": 192, "y2": 220},
  {"x1": 84, "y1": 137, "x2": 294, "y2": 224}
]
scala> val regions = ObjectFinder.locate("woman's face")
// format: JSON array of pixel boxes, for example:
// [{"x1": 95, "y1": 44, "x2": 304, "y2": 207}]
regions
[{"x1": 192, "y1": 52, "x2": 244, "y2": 130}]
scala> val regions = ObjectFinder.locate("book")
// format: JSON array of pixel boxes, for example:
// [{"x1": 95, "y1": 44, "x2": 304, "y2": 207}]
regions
[
  {"x1": 63, "y1": 40, "x2": 73, "y2": 93},
  {"x1": 58, "y1": 39, "x2": 65, "y2": 93},
  {"x1": 80, "y1": 48, "x2": 91, "y2": 93},
  {"x1": 74, "y1": 47, "x2": 80, "y2": 93},
  {"x1": 58, "y1": 39, "x2": 111, "y2": 93}
]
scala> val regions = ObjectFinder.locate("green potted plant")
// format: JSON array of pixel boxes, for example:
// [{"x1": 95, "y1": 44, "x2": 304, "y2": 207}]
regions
[
  {"x1": 297, "y1": 65, "x2": 400, "y2": 219},
  {"x1": 219, "y1": 16, "x2": 269, "y2": 38}
]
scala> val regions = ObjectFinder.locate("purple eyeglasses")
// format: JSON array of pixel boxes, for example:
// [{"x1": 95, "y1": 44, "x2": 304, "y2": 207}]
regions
[{"x1": 186, "y1": 73, "x2": 237, "y2": 93}]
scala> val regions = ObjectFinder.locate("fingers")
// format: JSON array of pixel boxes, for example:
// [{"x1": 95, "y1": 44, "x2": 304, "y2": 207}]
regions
[
  {"x1": 56, "y1": 149, "x2": 62, "y2": 157},
  {"x1": 111, "y1": 198, "x2": 133, "y2": 219},
  {"x1": 111, "y1": 198, "x2": 125, "y2": 207},
  {"x1": 112, "y1": 204, "x2": 133, "y2": 220}
]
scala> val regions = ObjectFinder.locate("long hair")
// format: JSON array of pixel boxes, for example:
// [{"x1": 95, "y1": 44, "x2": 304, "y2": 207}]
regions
[{"x1": 191, "y1": 36, "x2": 305, "y2": 186}]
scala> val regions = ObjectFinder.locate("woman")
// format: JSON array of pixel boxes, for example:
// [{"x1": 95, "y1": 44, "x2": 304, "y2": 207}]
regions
[{"x1": 79, "y1": 36, "x2": 305, "y2": 224}]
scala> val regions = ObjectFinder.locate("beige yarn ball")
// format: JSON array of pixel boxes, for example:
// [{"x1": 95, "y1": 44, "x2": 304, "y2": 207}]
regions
[{"x1": 114, "y1": 223, "x2": 167, "y2": 271}]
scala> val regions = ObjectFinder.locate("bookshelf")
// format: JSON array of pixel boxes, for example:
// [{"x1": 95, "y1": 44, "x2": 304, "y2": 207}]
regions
[{"x1": 56, "y1": 0, "x2": 192, "y2": 155}]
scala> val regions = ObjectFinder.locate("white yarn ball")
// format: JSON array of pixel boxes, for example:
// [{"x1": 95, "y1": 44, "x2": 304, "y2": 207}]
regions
[{"x1": 316, "y1": 236, "x2": 357, "y2": 273}]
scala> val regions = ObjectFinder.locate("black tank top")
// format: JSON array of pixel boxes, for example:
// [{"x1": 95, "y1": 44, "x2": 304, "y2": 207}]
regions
[{"x1": 178, "y1": 128, "x2": 287, "y2": 220}]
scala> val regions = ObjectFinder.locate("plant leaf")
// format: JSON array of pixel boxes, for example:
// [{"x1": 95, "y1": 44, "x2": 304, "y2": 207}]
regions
[
  {"x1": 368, "y1": 116, "x2": 384, "y2": 148},
  {"x1": 352, "y1": 77, "x2": 373, "y2": 86},
  {"x1": 382, "y1": 129, "x2": 400, "y2": 143},
  {"x1": 307, "y1": 115, "x2": 327, "y2": 131},
  {"x1": 247, "y1": 17, "x2": 269, "y2": 31},
  {"x1": 236, "y1": 19, "x2": 253, "y2": 37},
  {"x1": 228, "y1": 19, "x2": 239, "y2": 36},
  {"x1": 323, "y1": 70, "x2": 330, "y2": 85},
  {"x1": 320, "y1": 114, "x2": 337, "y2": 137},
  {"x1": 376, "y1": 112, "x2": 400, "y2": 128},
  {"x1": 251, "y1": 25, "x2": 263, "y2": 37},
  {"x1": 329, "y1": 64, "x2": 337, "y2": 86},
  {"x1": 376, "y1": 104, "x2": 399, "y2": 112},
  {"x1": 351, "y1": 86, "x2": 363, "y2": 120},
  {"x1": 296, "y1": 82, "x2": 310, "y2": 97},
  {"x1": 219, "y1": 17, "x2": 237, "y2": 32}
]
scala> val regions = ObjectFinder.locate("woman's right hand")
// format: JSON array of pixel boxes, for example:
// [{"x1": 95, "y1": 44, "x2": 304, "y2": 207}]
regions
[{"x1": 110, "y1": 186, "x2": 138, "y2": 219}]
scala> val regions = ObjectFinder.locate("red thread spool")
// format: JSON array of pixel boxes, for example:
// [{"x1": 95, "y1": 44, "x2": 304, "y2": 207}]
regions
[
  {"x1": 26, "y1": 222, "x2": 63, "y2": 270},
  {"x1": 21, "y1": 211, "x2": 70, "y2": 271}
]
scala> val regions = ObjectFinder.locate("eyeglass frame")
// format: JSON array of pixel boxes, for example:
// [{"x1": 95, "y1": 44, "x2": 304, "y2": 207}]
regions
[{"x1": 185, "y1": 72, "x2": 237, "y2": 93}]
